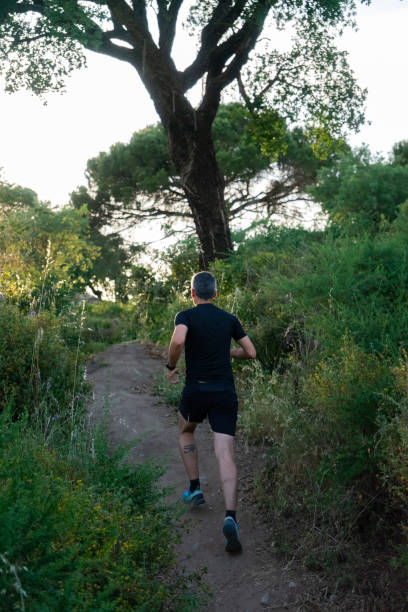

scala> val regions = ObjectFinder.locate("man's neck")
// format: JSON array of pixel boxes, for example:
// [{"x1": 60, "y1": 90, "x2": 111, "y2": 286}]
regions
[{"x1": 193, "y1": 298, "x2": 214, "y2": 306}]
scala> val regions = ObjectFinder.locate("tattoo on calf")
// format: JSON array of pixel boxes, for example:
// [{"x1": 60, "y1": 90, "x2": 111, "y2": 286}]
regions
[{"x1": 183, "y1": 444, "x2": 196, "y2": 454}]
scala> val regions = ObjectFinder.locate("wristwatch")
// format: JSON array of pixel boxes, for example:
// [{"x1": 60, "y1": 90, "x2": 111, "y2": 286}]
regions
[{"x1": 165, "y1": 363, "x2": 176, "y2": 370}]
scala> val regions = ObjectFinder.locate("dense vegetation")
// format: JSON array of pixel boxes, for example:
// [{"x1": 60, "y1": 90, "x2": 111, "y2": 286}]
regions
[
  {"x1": 0, "y1": 206, "x2": 200, "y2": 608},
  {"x1": 2, "y1": 1, "x2": 407, "y2": 608},
  {"x1": 2, "y1": 141, "x2": 408, "y2": 607},
  {"x1": 88, "y1": 145, "x2": 408, "y2": 607}
]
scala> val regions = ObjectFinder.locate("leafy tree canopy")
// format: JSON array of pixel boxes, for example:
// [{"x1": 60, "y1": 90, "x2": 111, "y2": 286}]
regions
[
  {"x1": 0, "y1": 201, "x2": 99, "y2": 305},
  {"x1": 0, "y1": 0, "x2": 369, "y2": 264},
  {"x1": 392, "y1": 140, "x2": 408, "y2": 167},
  {"x1": 0, "y1": 179, "x2": 137, "y2": 304},
  {"x1": 309, "y1": 144, "x2": 408, "y2": 230},
  {"x1": 72, "y1": 102, "x2": 347, "y2": 234},
  {"x1": 0, "y1": 0, "x2": 367, "y2": 136},
  {"x1": 0, "y1": 177, "x2": 39, "y2": 214}
]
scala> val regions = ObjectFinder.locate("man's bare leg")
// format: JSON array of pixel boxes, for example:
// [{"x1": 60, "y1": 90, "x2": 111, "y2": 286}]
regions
[
  {"x1": 214, "y1": 432, "x2": 237, "y2": 510},
  {"x1": 178, "y1": 413, "x2": 199, "y2": 480},
  {"x1": 214, "y1": 432, "x2": 241, "y2": 552}
]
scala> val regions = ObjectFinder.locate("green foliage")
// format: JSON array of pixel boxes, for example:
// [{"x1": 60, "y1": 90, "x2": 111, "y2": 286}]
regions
[
  {"x1": 392, "y1": 140, "x2": 408, "y2": 167},
  {"x1": 88, "y1": 124, "x2": 174, "y2": 200},
  {"x1": 0, "y1": 302, "x2": 87, "y2": 420},
  {"x1": 211, "y1": 222, "x2": 323, "y2": 369},
  {"x1": 0, "y1": 291, "x2": 201, "y2": 609},
  {"x1": 276, "y1": 126, "x2": 350, "y2": 186},
  {"x1": 310, "y1": 149, "x2": 408, "y2": 229},
  {"x1": 76, "y1": 301, "x2": 138, "y2": 355},
  {"x1": 158, "y1": 236, "x2": 200, "y2": 294},
  {"x1": 0, "y1": 412, "x2": 197, "y2": 611},
  {"x1": 212, "y1": 104, "x2": 269, "y2": 178},
  {"x1": 0, "y1": 178, "x2": 38, "y2": 211},
  {"x1": 278, "y1": 228, "x2": 408, "y2": 358},
  {"x1": 225, "y1": 218, "x2": 408, "y2": 576},
  {"x1": 0, "y1": 0, "x2": 105, "y2": 95},
  {"x1": 303, "y1": 337, "x2": 394, "y2": 483},
  {"x1": 73, "y1": 103, "x2": 347, "y2": 235},
  {"x1": 240, "y1": 23, "x2": 366, "y2": 139},
  {"x1": 377, "y1": 348, "x2": 408, "y2": 512},
  {"x1": 71, "y1": 103, "x2": 347, "y2": 239},
  {"x1": 72, "y1": 103, "x2": 281, "y2": 227},
  {"x1": 0, "y1": 201, "x2": 99, "y2": 309},
  {"x1": 153, "y1": 372, "x2": 185, "y2": 408},
  {"x1": 246, "y1": 108, "x2": 287, "y2": 159},
  {"x1": 0, "y1": 181, "x2": 136, "y2": 306}
]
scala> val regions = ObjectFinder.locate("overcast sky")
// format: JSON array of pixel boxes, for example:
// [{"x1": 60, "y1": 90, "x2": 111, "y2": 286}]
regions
[{"x1": 0, "y1": 0, "x2": 407, "y2": 208}]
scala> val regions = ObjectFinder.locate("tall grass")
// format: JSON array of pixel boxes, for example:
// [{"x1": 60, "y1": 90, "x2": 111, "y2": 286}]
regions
[
  {"x1": 0, "y1": 297, "x2": 202, "y2": 610},
  {"x1": 131, "y1": 219, "x2": 408, "y2": 605},
  {"x1": 0, "y1": 408, "x2": 202, "y2": 611}
]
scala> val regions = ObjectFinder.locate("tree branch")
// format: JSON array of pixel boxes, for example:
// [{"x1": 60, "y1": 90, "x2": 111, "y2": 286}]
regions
[
  {"x1": 106, "y1": 0, "x2": 151, "y2": 43},
  {"x1": 10, "y1": 32, "x2": 48, "y2": 47},
  {"x1": 102, "y1": 26, "x2": 132, "y2": 45},
  {"x1": 237, "y1": 73, "x2": 254, "y2": 111},
  {"x1": 157, "y1": 0, "x2": 183, "y2": 55},
  {"x1": 195, "y1": 1, "x2": 271, "y2": 121},
  {"x1": 103, "y1": 0, "x2": 184, "y2": 122},
  {"x1": 12, "y1": 2, "x2": 46, "y2": 15},
  {"x1": 85, "y1": 27, "x2": 135, "y2": 63},
  {"x1": 112, "y1": 205, "x2": 192, "y2": 220},
  {"x1": 181, "y1": 0, "x2": 248, "y2": 90},
  {"x1": 130, "y1": 0, "x2": 149, "y2": 31}
]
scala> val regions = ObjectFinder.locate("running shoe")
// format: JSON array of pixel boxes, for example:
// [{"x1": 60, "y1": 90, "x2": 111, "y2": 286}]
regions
[
  {"x1": 223, "y1": 516, "x2": 242, "y2": 552},
  {"x1": 182, "y1": 487, "x2": 206, "y2": 506}
]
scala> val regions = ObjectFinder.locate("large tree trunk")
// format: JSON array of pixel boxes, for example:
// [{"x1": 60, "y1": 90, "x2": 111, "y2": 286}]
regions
[
  {"x1": 186, "y1": 174, "x2": 233, "y2": 270},
  {"x1": 172, "y1": 134, "x2": 232, "y2": 269},
  {"x1": 165, "y1": 109, "x2": 233, "y2": 268}
]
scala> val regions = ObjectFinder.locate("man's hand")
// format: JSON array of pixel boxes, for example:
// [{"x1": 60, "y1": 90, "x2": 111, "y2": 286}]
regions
[
  {"x1": 166, "y1": 367, "x2": 180, "y2": 384},
  {"x1": 231, "y1": 335, "x2": 257, "y2": 360}
]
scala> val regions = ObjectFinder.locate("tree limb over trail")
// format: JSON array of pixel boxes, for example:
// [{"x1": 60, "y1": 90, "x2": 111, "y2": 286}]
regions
[{"x1": 0, "y1": 0, "x2": 368, "y2": 266}]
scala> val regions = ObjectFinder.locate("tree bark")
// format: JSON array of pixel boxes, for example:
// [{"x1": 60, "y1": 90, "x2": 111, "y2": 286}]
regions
[{"x1": 166, "y1": 115, "x2": 232, "y2": 268}]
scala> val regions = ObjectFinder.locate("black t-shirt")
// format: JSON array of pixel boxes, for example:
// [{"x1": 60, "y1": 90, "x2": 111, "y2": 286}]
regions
[{"x1": 175, "y1": 303, "x2": 246, "y2": 386}]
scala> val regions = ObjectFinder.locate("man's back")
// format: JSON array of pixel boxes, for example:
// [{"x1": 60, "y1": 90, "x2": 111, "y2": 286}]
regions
[
  {"x1": 168, "y1": 271, "x2": 256, "y2": 554},
  {"x1": 175, "y1": 303, "x2": 245, "y2": 385}
]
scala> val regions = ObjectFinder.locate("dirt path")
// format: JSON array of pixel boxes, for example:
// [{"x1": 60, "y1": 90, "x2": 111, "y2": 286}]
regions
[{"x1": 87, "y1": 341, "x2": 309, "y2": 611}]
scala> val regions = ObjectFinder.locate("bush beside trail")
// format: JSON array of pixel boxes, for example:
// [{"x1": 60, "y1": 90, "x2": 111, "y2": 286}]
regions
[
  {"x1": 2, "y1": 155, "x2": 408, "y2": 606},
  {"x1": 0, "y1": 417, "x2": 182, "y2": 611},
  {"x1": 0, "y1": 301, "x2": 200, "y2": 611},
  {"x1": 124, "y1": 220, "x2": 408, "y2": 608}
]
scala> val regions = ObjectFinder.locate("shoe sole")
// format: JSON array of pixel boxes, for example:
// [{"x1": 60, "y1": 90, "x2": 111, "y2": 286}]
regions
[
  {"x1": 223, "y1": 522, "x2": 242, "y2": 553},
  {"x1": 183, "y1": 493, "x2": 206, "y2": 506}
]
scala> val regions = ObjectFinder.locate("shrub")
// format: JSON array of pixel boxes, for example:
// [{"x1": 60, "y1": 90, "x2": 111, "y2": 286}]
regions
[
  {"x1": 0, "y1": 303, "x2": 87, "y2": 420},
  {"x1": 0, "y1": 413, "x2": 199, "y2": 611},
  {"x1": 302, "y1": 336, "x2": 395, "y2": 485}
]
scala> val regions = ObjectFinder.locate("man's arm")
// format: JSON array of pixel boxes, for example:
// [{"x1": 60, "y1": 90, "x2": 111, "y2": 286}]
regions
[
  {"x1": 166, "y1": 324, "x2": 188, "y2": 382},
  {"x1": 230, "y1": 335, "x2": 257, "y2": 360}
]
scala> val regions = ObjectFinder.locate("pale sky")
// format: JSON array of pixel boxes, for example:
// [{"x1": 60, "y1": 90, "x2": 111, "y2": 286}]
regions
[{"x1": 0, "y1": 0, "x2": 407, "y2": 208}]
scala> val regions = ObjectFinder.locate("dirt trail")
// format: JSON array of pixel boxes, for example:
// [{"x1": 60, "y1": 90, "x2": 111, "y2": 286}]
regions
[{"x1": 87, "y1": 341, "x2": 309, "y2": 611}]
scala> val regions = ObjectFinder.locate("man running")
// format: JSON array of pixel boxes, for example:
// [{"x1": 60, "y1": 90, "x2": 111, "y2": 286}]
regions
[{"x1": 166, "y1": 271, "x2": 256, "y2": 553}]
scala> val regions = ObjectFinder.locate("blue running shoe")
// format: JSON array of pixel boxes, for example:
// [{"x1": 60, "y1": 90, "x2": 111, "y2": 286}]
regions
[
  {"x1": 182, "y1": 488, "x2": 206, "y2": 506},
  {"x1": 223, "y1": 516, "x2": 242, "y2": 552}
]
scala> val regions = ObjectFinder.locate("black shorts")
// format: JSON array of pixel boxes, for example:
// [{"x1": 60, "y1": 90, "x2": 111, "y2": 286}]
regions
[{"x1": 178, "y1": 382, "x2": 238, "y2": 436}]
